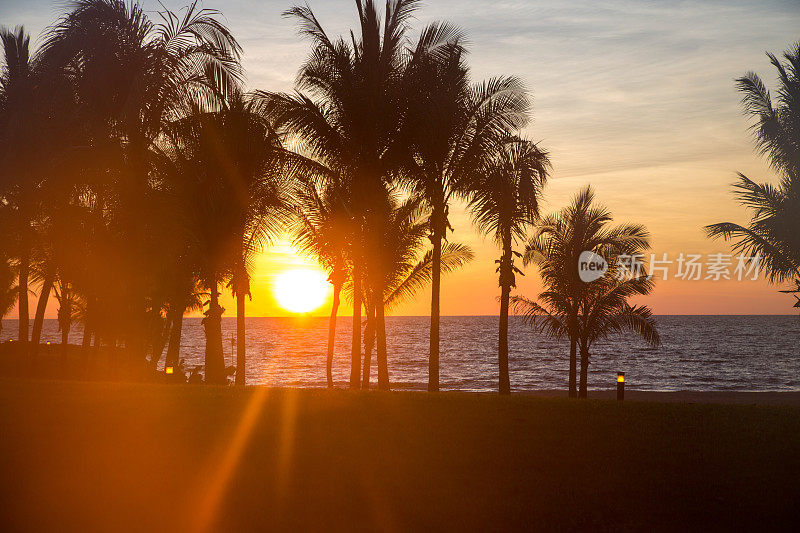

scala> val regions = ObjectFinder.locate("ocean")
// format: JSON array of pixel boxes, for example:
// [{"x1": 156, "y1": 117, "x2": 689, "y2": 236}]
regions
[{"x1": 1, "y1": 316, "x2": 798, "y2": 392}]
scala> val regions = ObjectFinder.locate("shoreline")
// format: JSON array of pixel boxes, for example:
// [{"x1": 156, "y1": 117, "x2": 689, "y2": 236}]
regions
[{"x1": 518, "y1": 389, "x2": 800, "y2": 406}]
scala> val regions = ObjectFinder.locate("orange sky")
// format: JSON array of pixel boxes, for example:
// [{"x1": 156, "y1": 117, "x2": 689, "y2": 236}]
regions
[{"x1": 3, "y1": 0, "x2": 799, "y2": 317}]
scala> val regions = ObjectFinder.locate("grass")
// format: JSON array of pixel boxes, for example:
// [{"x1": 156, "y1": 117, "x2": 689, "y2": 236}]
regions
[{"x1": 0, "y1": 379, "x2": 798, "y2": 531}]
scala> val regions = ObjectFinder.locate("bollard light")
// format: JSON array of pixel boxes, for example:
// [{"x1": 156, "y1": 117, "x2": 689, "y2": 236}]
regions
[
  {"x1": 616, "y1": 372, "x2": 625, "y2": 401},
  {"x1": 165, "y1": 365, "x2": 174, "y2": 375}
]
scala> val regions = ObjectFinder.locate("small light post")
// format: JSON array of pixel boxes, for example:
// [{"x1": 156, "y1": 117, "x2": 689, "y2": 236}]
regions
[
  {"x1": 165, "y1": 365, "x2": 174, "y2": 376},
  {"x1": 616, "y1": 372, "x2": 625, "y2": 401}
]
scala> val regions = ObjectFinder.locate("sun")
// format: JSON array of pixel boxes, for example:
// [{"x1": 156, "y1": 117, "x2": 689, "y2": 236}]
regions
[{"x1": 272, "y1": 269, "x2": 331, "y2": 314}]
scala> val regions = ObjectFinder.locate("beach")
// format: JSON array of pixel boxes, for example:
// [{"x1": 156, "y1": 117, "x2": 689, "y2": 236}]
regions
[{"x1": 1, "y1": 379, "x2": 798, "y2": 531}]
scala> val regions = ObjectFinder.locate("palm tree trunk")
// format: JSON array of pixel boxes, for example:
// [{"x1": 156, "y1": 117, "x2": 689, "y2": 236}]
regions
[
  {"x1": 204, "y1": 280, "x2": 225, "y2": 385},
  {"x1": 235, "y1": 291, "x2": 245, "y2": 386},
  {"x1": 150, "y1": 313, "x2": 170, "y2": 367},
  {"x1": 498, "y1": 243, "x2": 512, "y2": 395},
  {"x1": 568, "y1": 311, "x2": 578, "y2": 398},
  {"x1": 362, "y1": 299, "x2": 374, "y2": 389},
  {"x1": 428, "y1": 229, "x2": 442, "y2": 392},
  {"x1": 326, "y1": 282, "x2": 341, "y2": 388},
  {"x1": 165, "y1": 304, "x2": 183, "y2": 368},
  {"x1": 18, "y1": 248, "x2": 30, "y2": 343},
  {"x1": 350, "y1": 263, "x2": 362, "y2": 389},
  {"x1": 61, "y1": 310, "x2": 72, "y2": 345},
  {"x1": 30, "y1": 271, "x2": 55, "y2": 358},
  {"x1": 568, "y1": 335, "x2": 577, "y2": 398},
  {"x1": 498, "y1": 281, "x2": 511, "y2": 395},
  {"x1": 579, "y1": 340, "x2": 589, "y2": 398},
  {"x1": 81, "y1": 297, "x2": 93, "y2": 360},
  {"x1": 376, "y1": 296, "x2": 389, "y2": 391},
  {"x1": 60, "y1": 307, "x2": 70, "y2": 368},
  {"x1": 81, "y1": 317, "x2": 92, "y2": 349}
]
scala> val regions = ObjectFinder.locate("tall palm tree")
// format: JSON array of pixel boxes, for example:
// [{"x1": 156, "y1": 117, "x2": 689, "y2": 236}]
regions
[
  {"x1": 293, "y1": 180, "x2": 353, "y2": 388},
  {"x1": 192, "y1": 91, "x2": 297, "y2": 386},
  {"x1": 515, "y1": 187, "x2": 651, "y2": 396},
  {"x1": 707, "y1": 43, "x2": 800, "y2": 301},
  {"x1": 160, "y1": 111, "x2": 235, "y2": 384},
  {"x1": 0, "y1": 26, "x2": 43, "y2": 344},
  {"x1": 467, "y1": 138, "x2": 549, "y2": 394},
  {"x1": 520, "y1": 187, "x2": 650, "y2": 396},
  {"x1": 264, "y1": 0, "x2": 461, "y2": 389},
  {"x1": 399, "y1": 39, "x2": 530, "y2": 391}
]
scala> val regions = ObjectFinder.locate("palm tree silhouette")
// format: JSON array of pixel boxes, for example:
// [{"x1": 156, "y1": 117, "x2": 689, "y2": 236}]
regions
[
  {"x1": 707, "y1": 42, "x2": 800, "y2": 301},
  {"x1": 514, "y1": 187, "x2": 652, "y2": 397},
  {"x1": 53, "y1": 277, "x2": 81, "y2": 362},
  {"x1": 38, "y1": 0, "x2": 242, "y2": 360},
  {"x1": 294, "y1": 180, "x2": 353, "y2": 388},
  {"x1": 468, "y1": 138, "x2": 549, "y2": 394},
  {"x1": 359, "y1": 188, "x2": 473, "y2": 388},
  {"x1": 160, "y1": 109, "x2": 235, "y2": 384},
  {"x1": 0, "y1": 26, "x2": 44, "y2": 344},
  {"x1": 221, "y1": 92, "x2": 294, "y2": 386},
  {"x1": 399, "y1": 39, "x2": 530, "y2": 391},
  {"x1": 265, "y1": 0, "x2": 462, "y2": 388},
  {"x1": 520, "y1": 187, "x2": 649, "y2": 396}
]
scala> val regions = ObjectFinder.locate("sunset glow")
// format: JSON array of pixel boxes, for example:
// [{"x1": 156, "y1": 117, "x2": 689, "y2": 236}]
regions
[{"x1": 272, "y1": 269, "x2": 330, "y2": 314}]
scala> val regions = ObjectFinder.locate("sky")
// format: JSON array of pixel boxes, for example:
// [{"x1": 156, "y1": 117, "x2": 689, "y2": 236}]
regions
[{"x1": 2, "y1": 0, "x2": 800, "y2": 317}]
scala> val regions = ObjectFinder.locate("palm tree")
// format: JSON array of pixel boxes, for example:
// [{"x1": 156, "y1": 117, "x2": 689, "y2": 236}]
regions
[
  {"x1": 223, "y1": 93, "x2": 294, "y2": 386},
  {"x1": 359, "y1": 188, "x2": 473, "y2": 389},
  {"x1": 467, "y1": 138, "x2": 549, "y2": 394},
  {"x1": 147, "y1": 189, "x2": 202, "y2": 371},
  {"x1": 53, "y1": 277, "x2": 83, "y2": 364},
  {"x1": 706, "y1": 42, "x2": 800, "y2": 302},
  {"x1": 514, "y1": 187, "x2": 651, "y2": 396},
  {"x1": 519, "y1": 187, "x2": 650, "y2": 397},
  {"x1": 293, "y1": 180, "x2": 353, "y2": 388},
  {"x1": 159, "y1": 91, "x2": 293, "y2": 385},
  {"x1": 159, "y1": 111, "x2": 235, "y2": 384},
  {"x1": 0, "y1": 26, "x2": 43, "y2": 344},
  {"x1": 399, "y1": 39, "x2": 530, "y2": 391},
  {"x1": 40, "y1": 0, "x2": 242, "y2": 358},
  {"x1": 264, "y1": 0, "x2": 462, "y2": 389}
]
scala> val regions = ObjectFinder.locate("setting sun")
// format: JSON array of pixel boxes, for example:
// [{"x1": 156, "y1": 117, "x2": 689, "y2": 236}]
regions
[{"x1": 272, "y1": 269, "x2": 330, "y2": 314}]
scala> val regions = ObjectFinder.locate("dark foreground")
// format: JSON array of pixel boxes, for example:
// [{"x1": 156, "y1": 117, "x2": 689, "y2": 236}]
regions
[{"x1": 1, "y1": 380, "x2": 799, "y2": 532}]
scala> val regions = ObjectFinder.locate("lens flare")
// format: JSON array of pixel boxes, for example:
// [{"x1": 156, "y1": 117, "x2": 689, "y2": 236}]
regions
[{"x1": 273, "y1": 269, "x2": 330, "y2": 313}]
